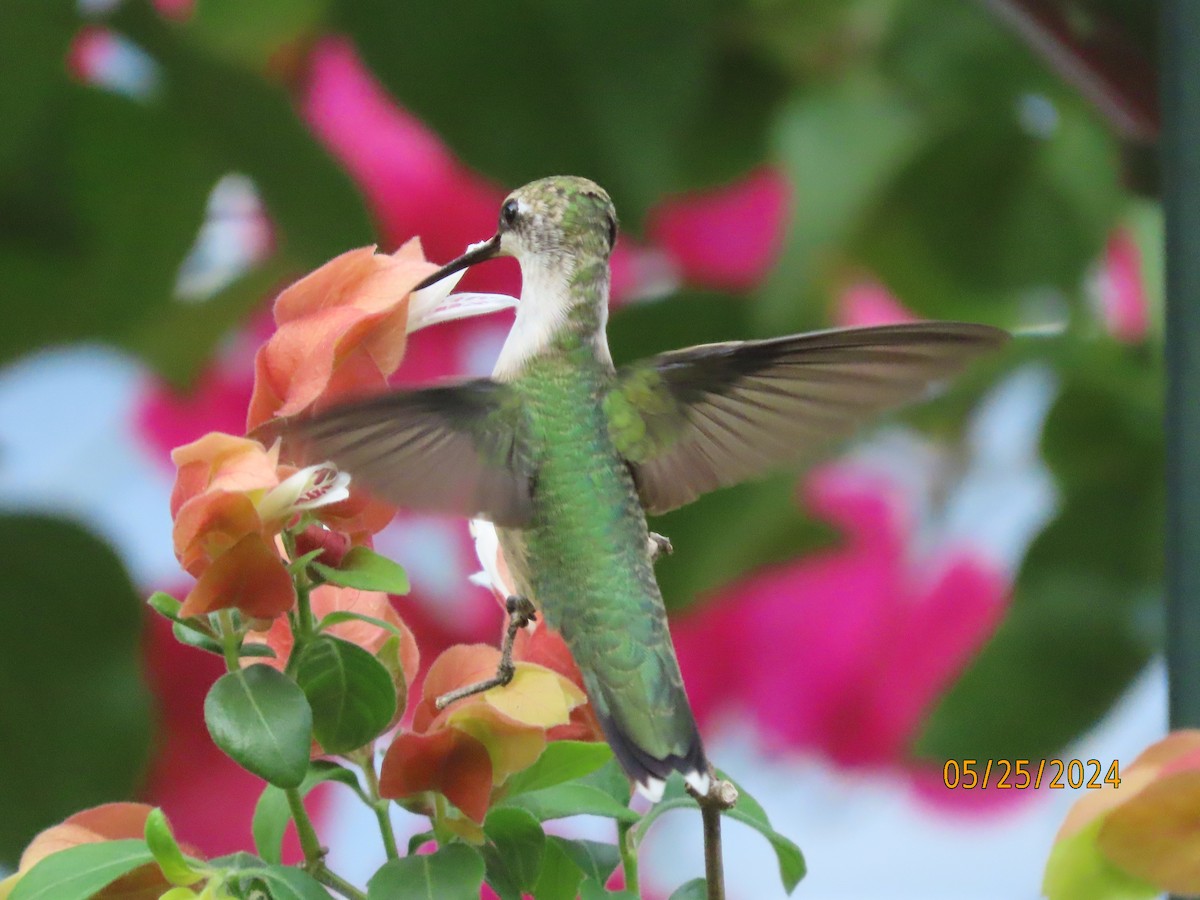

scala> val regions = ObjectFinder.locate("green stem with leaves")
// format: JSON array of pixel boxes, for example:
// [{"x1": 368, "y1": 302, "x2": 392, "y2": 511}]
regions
[
  {"x1": 286, "y1": 786, "x2": 325, "y2": 867},
  {"x1": 216, "y1": 609, "x2": 240, "y2": 673},
  {"x1": 361, "y1": 752, "x2": 400, "y2": 861}
]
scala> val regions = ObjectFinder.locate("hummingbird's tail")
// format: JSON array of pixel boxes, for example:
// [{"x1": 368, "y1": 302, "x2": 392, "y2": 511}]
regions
[{"x1": 583, "y1": 668, "x2": 710, "y2": 802}]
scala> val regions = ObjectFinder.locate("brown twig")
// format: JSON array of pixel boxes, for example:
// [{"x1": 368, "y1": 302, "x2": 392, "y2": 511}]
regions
[{"x1": 687, "y1": 770, "x2": 739, "y2": 900}]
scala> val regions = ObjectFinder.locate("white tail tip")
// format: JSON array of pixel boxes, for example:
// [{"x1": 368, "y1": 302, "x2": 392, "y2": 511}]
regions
[
  {"x1": 636, "y1": 777, "x2": 666, "y2": 803},
  {"x1": 684, "y1": 769, "x2": 712, "y2": 796}
]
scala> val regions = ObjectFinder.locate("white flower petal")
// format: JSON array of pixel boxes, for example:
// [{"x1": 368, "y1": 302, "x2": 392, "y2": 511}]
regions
[
  {"x1": 408, "y1": 291, "x2": 517, "y2": 333},
  {"x1": 257, "y1": 463, "x2": 350, "y2": 521},
  {"x1": 469, "y1": 518, "x2": 512, "y2": 595},
  {"x1": 406, "y1": 269, "x2": 466, "y2": 330}
]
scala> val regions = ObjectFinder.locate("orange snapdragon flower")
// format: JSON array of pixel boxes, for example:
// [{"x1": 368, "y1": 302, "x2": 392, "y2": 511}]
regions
[
  {"x1": 380, "y1": 644, "x2": 585, "y2": 823},
  {"x1": 169, "y1": 432, "x2": 389, "y2": 619},
  {"x1": 247, "y1": 239, "x2": 516, "y2": 431}
]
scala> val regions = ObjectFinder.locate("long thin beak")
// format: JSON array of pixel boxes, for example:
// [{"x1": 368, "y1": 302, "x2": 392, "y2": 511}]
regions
[{"x1": 413, "y1": 233, "x2": 502, "y2": 290}]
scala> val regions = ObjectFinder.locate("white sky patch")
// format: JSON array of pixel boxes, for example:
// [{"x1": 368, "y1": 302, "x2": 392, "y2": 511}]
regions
[{"x1": 0, "y1": 345, "x2": 178, "y2": 589}]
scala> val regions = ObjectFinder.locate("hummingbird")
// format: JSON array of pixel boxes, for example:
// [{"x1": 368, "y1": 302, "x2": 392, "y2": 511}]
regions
[{"x1": 278, "y1": 176, "x2": 1008, "y2": 801}]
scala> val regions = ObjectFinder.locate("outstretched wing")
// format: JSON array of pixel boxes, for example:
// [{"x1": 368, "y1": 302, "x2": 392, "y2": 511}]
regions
[
  {"x1": 274, "y1": 380, "x2": 534, "y2": 526},
  {"x1": 605, "y1": 322, "x2": 1008, "y2": 515}
]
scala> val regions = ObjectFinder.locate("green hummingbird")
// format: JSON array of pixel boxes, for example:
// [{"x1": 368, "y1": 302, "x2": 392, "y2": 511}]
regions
[{"x1": 280, "y1": 175, "x2": 1008, "y2": 801}]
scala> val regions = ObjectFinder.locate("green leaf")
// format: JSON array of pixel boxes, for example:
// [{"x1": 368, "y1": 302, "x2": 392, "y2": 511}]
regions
[
  {"x1": 483, "y1": 807, "x2": 546, "y2": 898},
  {"x1": 367, "y1": 844, "x2": 486, "y2": 900},
  {"x1": 576, "y1": 758, "x2": 633, "y2": 806},
  {"x1": 316, "y1": 610, "x2": 407, "y2": 640},
  {"x1": 253, "y1": 761, "x2": 365, "y2": 864},
  {"x1": 551, "y1": 838, "x2": 621, "y2": 888},
  {"x1": 376, "y1": 634, "x2": 409, "y2": 723},
  {"x1": 250, "y1": 865, "x2": 336, "y2": 900},
  {"x1": 532, "y1": 837, "x2": 584, "y2": 900},
  {"x1": 311, "y1": 546, "x2": 410, "y2": 595},
  {"x1": 668, "y1": 879, "x2": 709, "y2": 900},
  {"x1": 0, "y1": 516, "x2": 153, "y2": 865},
  {"x1": 294, "y1": 635, "x2": 397, "y2": 754},
  {"x1": 503, "y1": 783, "x2": 639, "y2": 824},
  {"x1": 9, "y1": 839, "x2": 153, "y2": 900},
  {"x1": 204, "y1": 664, "x2": 313, "y2": 788},
  {"x1": 147, "y1": 590, "x2": 184, "y2": 619},
  {"x1": 501, "y1": 741, "x2": 613, "y2": 798},
  {"x1": 336, "y1": 0, "x2": 787, "y2": 223},
  {"x1": 144, "y1": 808, "x2": 204, "y2": 886}
]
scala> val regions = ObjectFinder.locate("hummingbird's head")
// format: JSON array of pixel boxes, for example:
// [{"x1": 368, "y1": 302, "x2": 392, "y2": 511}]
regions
[
  {"x1": 497, "y1": 176, "x2": 617, "y2": 261},
  {"x1": 414, "y1": 176, "x2": 618, "y2": 291}
]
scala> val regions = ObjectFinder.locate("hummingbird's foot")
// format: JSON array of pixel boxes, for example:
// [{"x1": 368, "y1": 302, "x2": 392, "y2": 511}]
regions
[
  {"x1": 435, "y1": 595, "x2": 537, "y2": 710},
  {"x1": 648, "y1": 532, "x2": 673, "y2": 562}
]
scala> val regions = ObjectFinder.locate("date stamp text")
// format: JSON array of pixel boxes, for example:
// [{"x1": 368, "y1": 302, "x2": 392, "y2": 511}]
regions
[{"x1": 942, "y1": 758, "x2": 1121, "y2": 790}]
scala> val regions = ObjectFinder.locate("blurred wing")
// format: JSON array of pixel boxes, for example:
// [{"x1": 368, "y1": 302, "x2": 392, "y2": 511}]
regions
[
  {"x1": 607, "y1": 322, "x2": 1009, "y2": 515},
  {"x1": 277, "y1": 380, "x2": 533, "y2": 526}
]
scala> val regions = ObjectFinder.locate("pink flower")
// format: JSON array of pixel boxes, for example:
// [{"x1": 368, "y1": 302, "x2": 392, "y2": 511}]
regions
[
  {"x1": 672, "y1": 463, "x2": 1008, "y2": 769},
  {"x1": 646, "y1": 167, "x2": 790, "y2": 292},
  {"x1": 1093, "y1": 227, "x2": 1151, "y2": 343},
  {"x1": 836, "y1": 278, "x2": 917, "y2": 328}
]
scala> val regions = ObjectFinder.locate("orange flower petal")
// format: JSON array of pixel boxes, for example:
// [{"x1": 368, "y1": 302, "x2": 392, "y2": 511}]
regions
[
  {"x1": 380, "y1": 729, "x2": 493, "y2": 823},
  {"x1": 246, "y1": 241, "x2": 436, "y2": 430},
  {"x1": 179, "y1": 534, "x2": 295, "y2": 618},
  {"x1": 447, "y1": 704, "x2": 549, "y2": 782},
  {"x1": 1098, "y1": 769, "x2": 1200, "y2": 893},
  {"x1": 1055, "y1": 730, "x2": 1200, "y2": 843},
  {"x1": 170, "y1": 433, "x2": 279, "y2": 517},
  {"x1": 412, "y1": 644, "x2": 502, "y2": 733},
  {"x1": 172, "y1": 491, "x2": 265, "y2": 577}
]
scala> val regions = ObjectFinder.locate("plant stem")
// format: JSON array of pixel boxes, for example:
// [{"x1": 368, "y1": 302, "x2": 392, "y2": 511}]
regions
[
  {"x1": 688, "y1": 774, "x2": 738, "y2": 900},
  {"x1": 216, "y1": 609, "x2": 240, "y2": 673},
  {"x1": 699, "y1": 801, "x2": 724, "y2": 900},
  {"x1": 285, "y1": 787, "x2": 325, "y2": 868},
  {"x1": 361, "y1": 755, "x2": 400, "y2": 861},
  {"x1": 618, "y1": 818, "x2": 639, "y2": 895},
  {"x1": 313, "y1": 865, "x2": 367, "y2": 900}
]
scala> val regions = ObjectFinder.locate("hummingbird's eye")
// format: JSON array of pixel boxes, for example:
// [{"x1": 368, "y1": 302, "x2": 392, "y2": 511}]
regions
[
  {"x1": 605, "y1": 214, "x2": 618, "y2": 251},
  {"x1": 500, "y1": 199, "x2": 520, "y2": 229}
]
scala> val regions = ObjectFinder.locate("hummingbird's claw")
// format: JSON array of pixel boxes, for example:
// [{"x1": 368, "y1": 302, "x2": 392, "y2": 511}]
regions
[
  {"x1": 648, "y1": 532, "x2": 673, "y2": 562},
  {"x1": 505, "y1": 594, "x2": 537, "y2": 625},
  {"x1": 435, "y1": 595, "x2": 534, "y2": 710}
]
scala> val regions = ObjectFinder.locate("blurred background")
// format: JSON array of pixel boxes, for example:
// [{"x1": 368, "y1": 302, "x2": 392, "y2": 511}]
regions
[{"x1": 0, "y1": 0, "x2": 1164, "y2": 897}]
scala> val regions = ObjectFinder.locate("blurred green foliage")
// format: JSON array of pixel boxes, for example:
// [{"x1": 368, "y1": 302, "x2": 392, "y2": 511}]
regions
[{"x1": 0, "y1": 0, "x2": 1164, "y2": 865}]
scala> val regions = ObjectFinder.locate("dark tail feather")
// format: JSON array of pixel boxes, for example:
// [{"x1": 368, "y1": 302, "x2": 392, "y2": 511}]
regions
[{"x1": 594, "y1": 705, "x2": 709, "y2": 802}]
